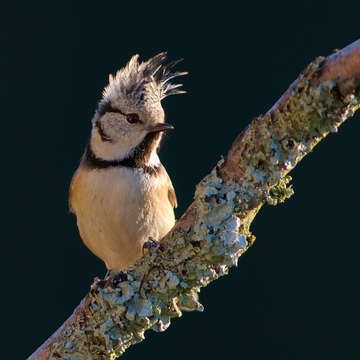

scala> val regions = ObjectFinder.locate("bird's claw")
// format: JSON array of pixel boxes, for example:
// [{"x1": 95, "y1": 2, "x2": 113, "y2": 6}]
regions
[{"x1": 142, "y1": 237, "x2": 158, "y2": 256}]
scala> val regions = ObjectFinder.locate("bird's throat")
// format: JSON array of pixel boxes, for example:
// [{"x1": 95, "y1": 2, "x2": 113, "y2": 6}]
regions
[{"x1": 84, "y1": 132, "x2": 162, "y2": 175}]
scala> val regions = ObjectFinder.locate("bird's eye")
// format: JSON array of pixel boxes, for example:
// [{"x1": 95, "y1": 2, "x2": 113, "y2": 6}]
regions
[{"x1": 126, "y1": 113, "x2": 140, "y2": 124}]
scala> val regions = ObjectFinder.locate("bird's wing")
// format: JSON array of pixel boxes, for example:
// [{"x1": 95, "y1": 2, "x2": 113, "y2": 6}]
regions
[
  {"x1": 68, "y1": 168, "x2": 80, "y2": 213},
  {"x1": 161, "y1": 165, "x2": 177, "y2": 208},
  {"x1": 168, "y1": 183, "x2": 178, "y2": 208}
]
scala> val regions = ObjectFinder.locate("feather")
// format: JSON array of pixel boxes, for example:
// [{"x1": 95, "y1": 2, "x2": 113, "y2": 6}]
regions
[{"x1": 102, "y1": 52, "x2": 187, "y2": 105}]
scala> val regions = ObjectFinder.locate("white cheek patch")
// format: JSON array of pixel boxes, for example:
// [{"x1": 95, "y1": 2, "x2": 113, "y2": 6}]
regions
[
  {"x1": 91, "y1": 120, "x2": 150, "y2": 163},
  {"x1": 104, "y1": 115, "x2": 128, "y2": 137}
]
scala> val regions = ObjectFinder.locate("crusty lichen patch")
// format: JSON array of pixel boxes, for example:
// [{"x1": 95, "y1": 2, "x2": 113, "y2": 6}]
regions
[
  {"x1": 267, "y1": 176, "x2": 294, "y2": 206},
  {"x1": 48, "y1": 56, "x2": 360, "y2": 360}
]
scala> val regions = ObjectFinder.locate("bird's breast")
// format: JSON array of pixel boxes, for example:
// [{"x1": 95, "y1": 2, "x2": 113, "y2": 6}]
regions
[{"x1": 69, "y1": 166, "x2": 175, "y2": 269}]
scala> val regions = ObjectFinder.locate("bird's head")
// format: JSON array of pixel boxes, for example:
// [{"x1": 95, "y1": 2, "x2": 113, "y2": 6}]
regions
[{"x1": 89, "y1": 52, "x2": 187, "y2": 164}]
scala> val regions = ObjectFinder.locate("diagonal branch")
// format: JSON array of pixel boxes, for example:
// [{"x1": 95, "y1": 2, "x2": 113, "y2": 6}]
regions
[{"x1": 28, "y1": 39, "x2": 360, "y2": 360}]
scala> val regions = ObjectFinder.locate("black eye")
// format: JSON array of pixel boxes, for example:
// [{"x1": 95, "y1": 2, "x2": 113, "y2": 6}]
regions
[{"x1": 126, "y1": 113, "x2": 140, "y2": 124}]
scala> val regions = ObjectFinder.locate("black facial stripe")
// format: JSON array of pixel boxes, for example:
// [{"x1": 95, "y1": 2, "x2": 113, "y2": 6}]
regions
[
  {"x1": 95, "y1": 119, "x2": 112, "y2": 142},
  {"x1": 97, "y1": 101, "x2": 143, "y2": 124},
  {"x1": 84, "y1": 132, "x2": 162, "y2": 176}
]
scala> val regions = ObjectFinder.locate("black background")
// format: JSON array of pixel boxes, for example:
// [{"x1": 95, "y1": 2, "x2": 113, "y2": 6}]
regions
[{"x1": 2, "y1": 1, "x2": 360, "y2": 359}]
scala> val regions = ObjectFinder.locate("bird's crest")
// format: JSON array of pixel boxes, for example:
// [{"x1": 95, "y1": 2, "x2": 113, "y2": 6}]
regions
[{"x1": 102, "y1": 52, "x2": 187, "y2": 106}]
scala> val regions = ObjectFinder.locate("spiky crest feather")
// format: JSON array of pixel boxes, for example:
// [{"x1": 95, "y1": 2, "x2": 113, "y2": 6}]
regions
[{"x1": 102, "y1": 52, "x2": 187, "y2": 106}]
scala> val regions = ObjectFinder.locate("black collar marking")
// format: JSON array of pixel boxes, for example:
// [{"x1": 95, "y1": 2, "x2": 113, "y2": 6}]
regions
[{"x1": 84, "y1": 132, "x2": 161, "y2": 175}]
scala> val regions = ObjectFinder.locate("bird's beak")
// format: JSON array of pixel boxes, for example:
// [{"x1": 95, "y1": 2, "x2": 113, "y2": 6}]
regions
[{"x1": 149, "y1": 123, "x2": 175, "y2": 133}]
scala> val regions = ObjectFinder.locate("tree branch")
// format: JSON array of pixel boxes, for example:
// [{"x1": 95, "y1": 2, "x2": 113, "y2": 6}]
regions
[{"x1": 28, "y1": 39, "x2": 360, "y2": 360}]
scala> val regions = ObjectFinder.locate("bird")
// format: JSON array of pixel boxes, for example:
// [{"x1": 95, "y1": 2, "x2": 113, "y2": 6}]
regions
[{"x1": 69, "y1": 52, "x2": 187, "y2": 271}]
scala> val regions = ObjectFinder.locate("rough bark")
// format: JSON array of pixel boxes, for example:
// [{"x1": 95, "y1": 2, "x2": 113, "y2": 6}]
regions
[{"x1": 28, "y1": 39, "x2": 360, "y2": 360}]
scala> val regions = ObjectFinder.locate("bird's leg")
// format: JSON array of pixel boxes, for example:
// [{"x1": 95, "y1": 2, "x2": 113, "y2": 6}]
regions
[{"x1": 142, "y1": 236, "x2": 158, "y2": 256}]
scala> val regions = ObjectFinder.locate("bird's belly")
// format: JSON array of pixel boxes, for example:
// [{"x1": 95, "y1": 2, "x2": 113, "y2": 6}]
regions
[{"x1": 70, "y1": 167, "x2": 175, "y2": 270}]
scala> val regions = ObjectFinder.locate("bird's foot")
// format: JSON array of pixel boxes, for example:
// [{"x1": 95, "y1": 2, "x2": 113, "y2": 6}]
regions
[{"x1": 142, "y1": 236, "x2": 158, "y2": 256}]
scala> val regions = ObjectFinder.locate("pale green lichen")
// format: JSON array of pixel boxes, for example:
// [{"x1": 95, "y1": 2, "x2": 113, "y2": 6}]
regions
[
  {"x1": 267, "y1": 176, "x2": 294, "y2": 205},
  {"x1": 48, "y1": 56, "x2": 360, "y2": 360}
]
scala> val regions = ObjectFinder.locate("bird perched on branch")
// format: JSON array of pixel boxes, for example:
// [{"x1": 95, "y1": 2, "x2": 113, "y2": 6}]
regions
[{"x1": 69, "y1": 53, "x2": 187, "y2": 271}]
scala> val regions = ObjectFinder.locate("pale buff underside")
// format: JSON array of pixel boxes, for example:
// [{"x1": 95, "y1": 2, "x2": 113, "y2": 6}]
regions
[{"x1": 69, "y1": 165, "x2": 176, "y2": 270}]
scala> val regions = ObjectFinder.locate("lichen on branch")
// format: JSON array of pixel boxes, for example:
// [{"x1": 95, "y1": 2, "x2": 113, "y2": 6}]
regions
[{"x1": 28, "y1": 39, "x2": 360, "y2": 360}]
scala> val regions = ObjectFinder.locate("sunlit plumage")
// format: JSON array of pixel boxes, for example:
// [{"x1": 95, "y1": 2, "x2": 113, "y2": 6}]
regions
[{"x1": 69, "y1": 53, "x2": 186, "y2": 270}]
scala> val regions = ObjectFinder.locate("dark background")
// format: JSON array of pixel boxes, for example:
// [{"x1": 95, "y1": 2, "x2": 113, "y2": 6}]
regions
[{"x1": 2, "y1": 1, "x2": 360, "y2": 359}]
